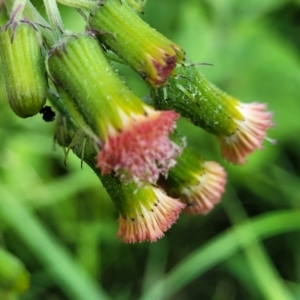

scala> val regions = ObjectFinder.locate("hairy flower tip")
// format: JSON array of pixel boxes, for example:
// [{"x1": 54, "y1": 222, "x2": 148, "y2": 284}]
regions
[
  {"x1": 117, "y1": 187, "x2": 186, "y2": 243},
  {"x1": 157, "y1": 134, "x2": 226, "y2": 215},
  {"x1": 217, "y1": 102, "x2": 274, "y2": 164},
  {"x1": 97, "y1": 110, "x2": 182, "y2": 184},
  {"x1": 183, "y1": 161, "x2": 227, "y2": 215}
]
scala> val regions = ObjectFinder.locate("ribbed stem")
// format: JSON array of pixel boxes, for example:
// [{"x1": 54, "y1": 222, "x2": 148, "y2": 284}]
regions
[
  {"x1": 56, "y1": 0, "x2": 96, "y2": 10},
  {"x1": 10, "y1": 0, "x2": 27, "y2": 21}
]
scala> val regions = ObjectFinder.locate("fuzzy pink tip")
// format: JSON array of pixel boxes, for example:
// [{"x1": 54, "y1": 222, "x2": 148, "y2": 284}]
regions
[
  {"x1": 117, "y1": 188, "x2": 186, "y2": 243},
  {"x1": 97, "y1": 110, "x2": 182, "y2": 184},
  {"x1": 219, "y1": 102, "x2": 274, "y2": 164},
  {"x1": 183, "y1": 161, "x2": 227, "y2": 215}
]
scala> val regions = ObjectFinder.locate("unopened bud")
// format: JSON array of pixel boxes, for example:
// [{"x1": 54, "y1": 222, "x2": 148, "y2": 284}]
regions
[
  {"x1": 88, "y1": 0, "x2": 184, "y2": 86},
  {"x1": 0, "y1": 20, "x2": 47, "y2": 118}
]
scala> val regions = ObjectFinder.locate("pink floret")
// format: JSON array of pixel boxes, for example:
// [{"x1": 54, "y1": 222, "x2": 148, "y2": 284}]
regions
[
  {"x1": 97, "y1": 110, "x2": 182, "y2": 184},
  {"x1": 183, "y1": 162, "x2": 227, "y2": 215},
  {"x1": 117, "y1": 188, "x2": 186, "y2": 243},
  {"x1": 219, "y1": 102, "x2": 274, "y2": 164}
]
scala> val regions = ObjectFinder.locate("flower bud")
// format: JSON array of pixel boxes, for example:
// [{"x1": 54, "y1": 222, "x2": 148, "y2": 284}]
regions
[
  {"x1": 0, "y1": 248, "x2": 30, "y2": 292},
  {"x1": 152, "y1": 65, "x2": 274, "y2": 164},
  {"x1": 47, "y1": 33, "x2": 182, "y2": 184},
  {"x1": 160, "y1": 136, "x2": 226, "y2": 214},
  {"x1": 0, "y1": 20, "x2": 47, "y2": 118},
  {"x1": 102, "y1": 176, "x2": 185, "y2": 243},
  {"x1": 87, "y1": 0, "x2": 184, "y2": 86}
]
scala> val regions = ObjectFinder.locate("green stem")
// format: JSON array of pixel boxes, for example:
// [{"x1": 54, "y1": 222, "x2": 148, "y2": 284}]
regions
[
  {"x1": 56, "y1": 0, "x2": 96, "y2": 10},
  {"x1": 4, "y1": 0, "x2": 55, "y2": 47},
  {"x1": 10, "y1": 0, "x2": 27, "y2": 21},
  {"x1": 43, "y1": 0, "x2": 64, "y2": 41}
]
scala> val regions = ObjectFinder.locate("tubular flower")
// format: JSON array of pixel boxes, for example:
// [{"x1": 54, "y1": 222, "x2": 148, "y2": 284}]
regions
[
  {"x1": 152, "y1": 64, "x2": 274, "y2": 164},
  {"x1": 181, "y1": 161, "x2": 226, "y2": 214},
  {"x1": 217, "y1": 101, "x2": 274, "y2": 164},
  {"x1": 46, "y1": 33, "x2": 182, "y2": 184},
  {"x1": 87, "y1": 0, "x2": 185, "y2": 86},
  {"x1": 160, "y1": 139, "x2": 226, "y2": 214},
  {"x1": 101, "y1": 176, "x2": 186, "y2": 243},
  {"x1": 97, "y1": 109, "x2": 181, "y2": 184}
]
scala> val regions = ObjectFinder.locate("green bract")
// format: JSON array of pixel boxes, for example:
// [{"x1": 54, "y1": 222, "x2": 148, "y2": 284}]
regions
[
  {"x1": 88, "y1": 0, "x2": 185, "y2": 86},
  {"x1": 46, "y1": 33, "x2": 145, "y2": 141},
  {"x1": 0, "y1": 21, "x2": 47, "y2": 118}
]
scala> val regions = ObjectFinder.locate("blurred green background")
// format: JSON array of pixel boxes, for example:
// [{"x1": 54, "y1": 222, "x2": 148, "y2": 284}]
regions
[{"x1": 1, "y1": 0, "x2": 300, "y2": 299}]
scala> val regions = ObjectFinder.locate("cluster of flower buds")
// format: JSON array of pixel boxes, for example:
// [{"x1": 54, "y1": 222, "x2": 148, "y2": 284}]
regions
[{"x1": 0, "y1": 0, "x2": 274, "y2": 243}]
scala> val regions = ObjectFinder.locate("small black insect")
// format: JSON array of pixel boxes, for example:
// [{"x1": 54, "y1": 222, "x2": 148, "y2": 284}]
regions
[{"x1": 39, "y1": 105, "x2": 56, "y2": 122}]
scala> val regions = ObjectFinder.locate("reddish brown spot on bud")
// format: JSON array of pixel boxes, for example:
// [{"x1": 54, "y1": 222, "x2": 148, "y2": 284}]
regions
[{"x1": 151, "y1": 55, "x2": 177, "y2": 86}]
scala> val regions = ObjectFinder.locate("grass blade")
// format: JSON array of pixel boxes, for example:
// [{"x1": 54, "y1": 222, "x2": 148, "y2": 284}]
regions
[
  {"x1": 140, "y1": 210, "x2": 300, "y2": 300},
  {"x1": 0, "y1": 188, "x2": 112, "y2": 300}
]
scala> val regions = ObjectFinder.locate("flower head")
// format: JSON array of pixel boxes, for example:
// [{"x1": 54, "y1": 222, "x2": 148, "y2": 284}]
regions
[
  {"x1": 216, "y1": 101, "x2": 274, "y2": 164},
  {"x1": 46, "y1": 33, "x2": 182, "y2": 184},
  {"x1": 152, "y1": 64, "x2": 274, "y2": 164},
  {"x1": 97, "y1": 109, "x2": 182, "y2": 184},
  {"x1": 181, "y1": 161, "x2": 226, "y2": 214},
  {"x1": 109, "y1": 182, "x2": 186, "y2": 243},
  {"x1": 100, "y1": 153, "x2": 185, "y2": 243},
  {"x1": 88, "y1": 0, "x2": 184, "y2": 86},
  {"x1": 160, "y1": 140, "x2": 227, "y2": 214}
]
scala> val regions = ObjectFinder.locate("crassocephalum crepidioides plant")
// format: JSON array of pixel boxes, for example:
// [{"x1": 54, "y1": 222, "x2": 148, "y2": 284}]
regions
[{"x1": 0, "y1": 0, "x2": 275, "y2": 243}]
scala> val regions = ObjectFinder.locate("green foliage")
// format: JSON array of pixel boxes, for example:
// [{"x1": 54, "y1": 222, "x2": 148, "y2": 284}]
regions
[
  {"x1": 1, "y1": 0, "x2": 300, "y2": 299},
  {"x1": 0, "y1": 248, "x2": 30, "y2": 292}
]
